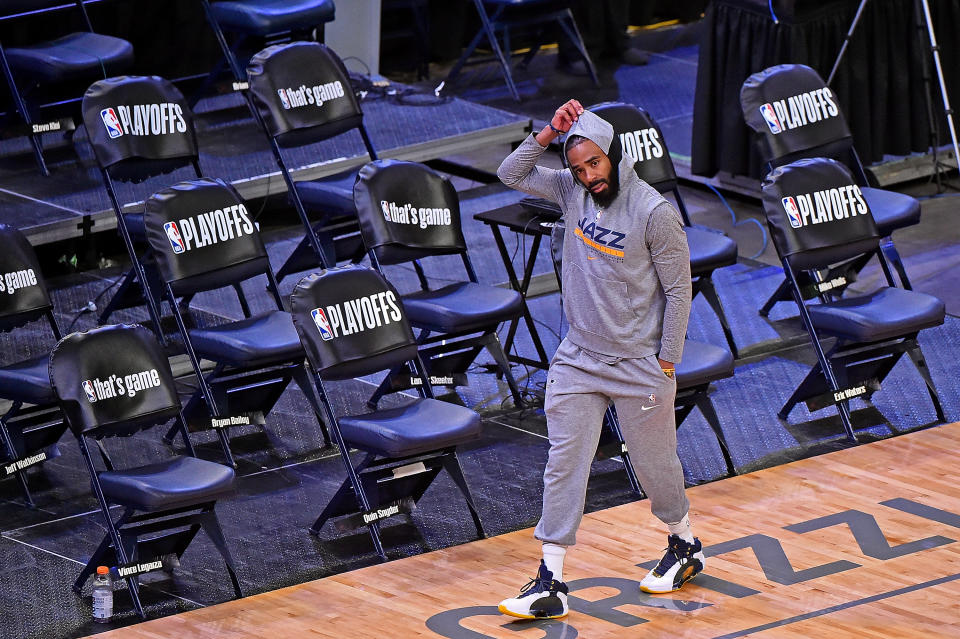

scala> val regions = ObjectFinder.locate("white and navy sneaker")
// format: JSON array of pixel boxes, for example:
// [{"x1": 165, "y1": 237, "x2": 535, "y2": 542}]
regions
[
  {"x1": 498, "y1": 560, "x2": 569, "y2": 619},
  {"x1": 639, "y1": 534, "x2": 705, "y2": 594}
]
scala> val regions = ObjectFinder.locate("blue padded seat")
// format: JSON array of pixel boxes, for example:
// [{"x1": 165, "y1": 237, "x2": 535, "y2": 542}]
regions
[
  {"x1": 188, "y1": 310, "x2": 304, "y2": 367},
  {"x1": 98, "y1": 455, "x2": 235, "y2": 511},
  {"x1": 210, "y1": 0, "x2": 336, "y2": 36},
  {"x1": 0, "y1": 355, "x2": 56, "y2": 405},
  {"x1": 339, "y1": 398, "x2": 481, "y2": 458},
  {"x1": 6, "y1": 33, "x2": 133, "y2": 84},
  {"x1": 294, "y1": 170, "x2": 360, "y2": 218},
  {"x1": 808, "y1": 287, "x2": 945, "y2": 343},
  {"x1": 686, "y1": 227, "x2": 738, "y2": 276},
  {"x1": 676, "y1": 340, "x2": 734, "y2": 389},
  {"x1": 861, "y1": 187, "x2": 921, "y2": 237},
  {"x1": 402, "y1": 282, "x2": 523, "y2": 334}
]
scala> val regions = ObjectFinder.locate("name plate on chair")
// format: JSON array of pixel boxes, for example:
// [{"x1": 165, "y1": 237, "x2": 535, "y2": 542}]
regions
[
  {"x1": 7, "y1": 117, "x2": 76, "y2": 138},
  {"x1": 333, "y1": 498, "x2": 415, "y2": 533},
  {"x1": 806, "y1": 378, "x2": 880, "y2": 412},
  {"x1": 800, "y1": 275, "x2": 849, "y2": 299},
  {"x1": 117, "y1": 558, "x2": 165, "y2": 578},
  {"x1": 210, "y1": 412, "x2": 266, "y2": 429},
  {"x1": 391, "y1": 373, "x2": 468, "y2": 391},
  {"x1": 3, "y1": 451, "x2": 47, "y2": 476}
]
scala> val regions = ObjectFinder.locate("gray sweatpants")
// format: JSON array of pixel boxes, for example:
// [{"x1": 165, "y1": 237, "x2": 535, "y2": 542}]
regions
[{"x1": 534, "y1": 338, "x2": 690, "y2": 546}]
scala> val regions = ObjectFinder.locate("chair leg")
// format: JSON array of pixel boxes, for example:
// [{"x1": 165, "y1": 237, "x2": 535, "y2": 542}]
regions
[
  {"x1": 697, "y1": 275, "x2": 739, "y2": 359},
  {"x1": 759, "y1": 277, "x2": 793, "y2": 317},
  {"x1": 0, "y1": 416, "x2": 35, "y2": 508},
  {"x1": 309, "y1": 477, "x2": 355, "y2": 535},
  {"x1": 604, "y1": 405, "x2": 645, "y2": 497},
  {"x1": 693, "y1": 392, "x2": 736, "y2": 476},
  {"x1": 441, "y1": 452, "x2": 485, "y2": 539},
  {"x1": 557, "y1": 9, "x2": 600, "y2": 88},
  {"x1": 473, "y1": 1, "x2": 520, "y2": 101},
  {"x1": 97, "y1": 266, "x2": 140, "y2": 324},
  {"x1": 879, "y1": 237, "x2": 913, "y2": 290},
  {"x1": 480, "y1": 332, "x2": 524, "y2": 407},
  {"x1": 904, "y1": 342, "x2": 946, "y2": 422},
  {"x1": 199, "y1": 509, "x2": 243, "y2": 599},
  {"x1": 291, "y1": 365, "x2": 332, "y2": 447}
]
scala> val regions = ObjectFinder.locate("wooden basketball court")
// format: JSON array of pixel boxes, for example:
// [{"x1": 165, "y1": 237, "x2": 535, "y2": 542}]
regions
[{"x1": 94, "y1": 422, "x2": 960, "y2": 638}]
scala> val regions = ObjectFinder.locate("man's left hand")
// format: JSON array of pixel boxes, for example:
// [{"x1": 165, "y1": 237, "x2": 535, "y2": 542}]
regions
[{"x1": 658, "y1": 357, "x2": 676, "y2": 379}]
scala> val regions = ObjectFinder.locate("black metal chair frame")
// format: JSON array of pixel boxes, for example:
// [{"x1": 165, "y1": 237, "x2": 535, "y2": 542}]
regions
[
  {"x1": 776, "y1": 254, "x2": 944, "y2": 443},
  {"x1": 362, "y1": 236, "x2": 525, "y2": 410},
  {"x1": 157, "y1": 247, "x2": 330, "y2": 468},
  {"x1": 445, "y1": 0, "x2": 599, "y2": 102},
  {"x1": 194, "y1": 0, "x2": 332, "y2": 107},
  {"x1": 0, "y1": 0, "x2": 113, "y2": 175},
  {"x1": 0, "y1": 307, "x2": 64, "y2": 507}
]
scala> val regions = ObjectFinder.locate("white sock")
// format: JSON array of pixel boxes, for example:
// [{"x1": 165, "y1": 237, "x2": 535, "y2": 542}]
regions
[
  {"x1": 541, "y1": 543, "x2": 566, "y2": 582},
  {"x1": 667, "y1": 514, "x2": 695, "y2": 544}
]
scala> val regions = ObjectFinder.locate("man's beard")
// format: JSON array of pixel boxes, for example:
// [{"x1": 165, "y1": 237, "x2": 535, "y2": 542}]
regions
[{"x1": 587, "y1": 175, "x2": 620, "y2": 208}]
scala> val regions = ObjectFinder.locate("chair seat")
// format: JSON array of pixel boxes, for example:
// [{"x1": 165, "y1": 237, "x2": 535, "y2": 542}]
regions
[
  {"x1": 0, "y1": 355, "x2": 55, "y2": 405},
  {"x1": 808, "y1": 287, "x2": 945, "y2": 343},
  {"x1": 189, "y1": 310, "x2": 304, "y2": 367},
  {"x1": 99, "y1": 455, "x2": 235, "y2": 511},
  {"x1": 862, "y1": 187, "x2": 921, "y2": 237},
  {"x1": 676, "y1": 340, "x2": 734, "y2": 389},
  {"x1": 211, "y1": 0, "x2": 336, "y2": 36},
  {"x1": 686, "y1": 227, "x2": 738, "y2": 276},
  {"x1": 6, "y1": 33, "x2": 133, "y2": 84},
  {"x1": 294, "y1": 169, "x2": 360, "y2": 218},
  {"x1": 402, "y1": 282, "x2": 523, "y2": 333},
  {"x1": 339, "y1": 398, "x2": 481, "y2": 458}
]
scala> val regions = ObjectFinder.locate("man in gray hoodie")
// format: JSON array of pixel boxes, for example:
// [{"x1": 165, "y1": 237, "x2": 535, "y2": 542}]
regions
[{"x1": 496, "y1": 100, "x2": 703, "y2": 620}]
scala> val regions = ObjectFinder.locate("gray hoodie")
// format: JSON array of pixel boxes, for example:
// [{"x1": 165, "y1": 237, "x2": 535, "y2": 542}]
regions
[{"x1": 497, "y1": 110, "x2": 691, "y2": 362}]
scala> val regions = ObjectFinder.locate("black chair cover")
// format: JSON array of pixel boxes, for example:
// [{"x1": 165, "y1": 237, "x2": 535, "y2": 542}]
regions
[
  {"x1": 290, "y1": 265, "x2": 418, "y2": 381},
  {"x1": 247, "y1": 42, "x2": 362, "y2": 148},
  {"x1": 49, "y1": 325, "x2": 181, "y2": 438},
  {"x1": 0, "y1": 224, "x2": 52, "y2": 330},
  {"x1": 144, "y1": 177, "x2": 268, "y2": 294},
  {"x1": 353, "y1": 159, "x2": 467, "y2": 264},
  {"x1": 81, "y1": 76, "x2": 198, "y2": 180},
  {"x1": 589, "y1": 102, "x2": 677, "y2": 191},
  {"x1": 761, "y1": 157, "x2": 879, "y2": 270}
]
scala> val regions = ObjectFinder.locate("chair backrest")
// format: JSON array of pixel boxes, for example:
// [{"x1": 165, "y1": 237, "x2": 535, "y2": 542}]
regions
[
  {"x1": 82, "y1": 75, "x2": 199, "y2": 182},
  {"x1": 247, "y1": 42, "x2": 364, "y2": 148},
  {"x1": 760, "y1": 157, "x2": 879, "y2": 272},
  {"x1": 290, "y1": 265, "x2": 419, "y2": 381},
  {"x1": 353, "y1": 159, "x2": 467, "y2": 265},
  {"x1": 0, "y1": 224, "x2": 53, "y2": 331},
  {"x1": 49, "y1": 324, "x2": 181, "y2": 439},
  {"x1": 144, "y1": 177, "x2": 270, "y2": 296},
  {"x1": 588, "y1": 102, "x2": 677, "y2": 193},
  {"x1": 740, "y1": 64, "x2": 853, "y2": 168}
]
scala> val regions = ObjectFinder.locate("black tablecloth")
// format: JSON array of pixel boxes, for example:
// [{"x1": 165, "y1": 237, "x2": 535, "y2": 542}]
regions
[{"x1": 691, "y1": 0, "x2": 960, "y2": 178}]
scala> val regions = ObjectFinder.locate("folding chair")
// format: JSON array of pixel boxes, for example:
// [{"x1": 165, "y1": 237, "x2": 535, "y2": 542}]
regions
[
  {"x1": 353, "y1": 159, "x2": 525, "y2": 408},
  {"x1": 588, "y1": 101, "x2": 742, "y2": 358},
  {"x1": 760, "y1": 157, "x2": 945, "y2": 442},
  {"x1": 548, "y1": 220, "x2": 736, "y2": 489},
  {"x1": 445, "y1": 0, "x2": 599, "y2": 102},
  {"x1": 0, "y1": 224, "x2": 67, "y2": 506},
  {"x1": 245, "y1": 41, "x2": 377, "y2": 282},
  {"x1": 0, "y1": 0, "x2": 133, "y2": 175},
  {"x1": 81, "y1": 75, "x2": 203, "y2": 340},
  {"x1": 50, "y1": 324, "x2": 241, "y2": 619},
  {"x1": 741, "y1": 64, "x2": 922, "y2": 315},
  {"x1": 144, "y1": 177, "x2": 329, "y2": 467},
  {"x1": 195, "y1": 0, "x2": 335, "y2": 103},
  {"x1": 290, "y1": 264, "x2": 485, "y2": 560}
]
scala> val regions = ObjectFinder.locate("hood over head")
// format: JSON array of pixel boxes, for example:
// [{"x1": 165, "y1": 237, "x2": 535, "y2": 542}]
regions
[{"x1": 562, "y1": 109, "x2": 626, "y2": 193}]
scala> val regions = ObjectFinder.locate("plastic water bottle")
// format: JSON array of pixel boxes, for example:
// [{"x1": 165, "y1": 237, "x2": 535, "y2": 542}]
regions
[{"x1": 92, "y1": 566, "x2": 113, "y2": 623}]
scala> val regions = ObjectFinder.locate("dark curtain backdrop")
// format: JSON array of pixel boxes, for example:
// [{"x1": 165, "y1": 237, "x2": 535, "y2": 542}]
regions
[{"x1": 691, "y1": 0, "x2": 960, "y2": 178}]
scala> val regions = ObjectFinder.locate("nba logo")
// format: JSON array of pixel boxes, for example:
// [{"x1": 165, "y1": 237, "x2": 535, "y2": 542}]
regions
[
  {"x1": 164, "y1": 221, "x2": 186, "y2": 254},
  {"x1": 311, "y1": 308, "x2": 334, "y2": 341},
  {"x1": 100, "y1": 108, "x2": 123, "y2": 138},
  {"x1": 277, "y1": 89, "x2": 291, "y2": 109},
  {"x1": 782, "y1": 197, "x2": 803, "y2": 229},
  {"x1": 759, "y1": 103, "x2": 783, "y2": 134},
  {"x1": 82, "y1": 380, "x2": 97, "y2": 403}
]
